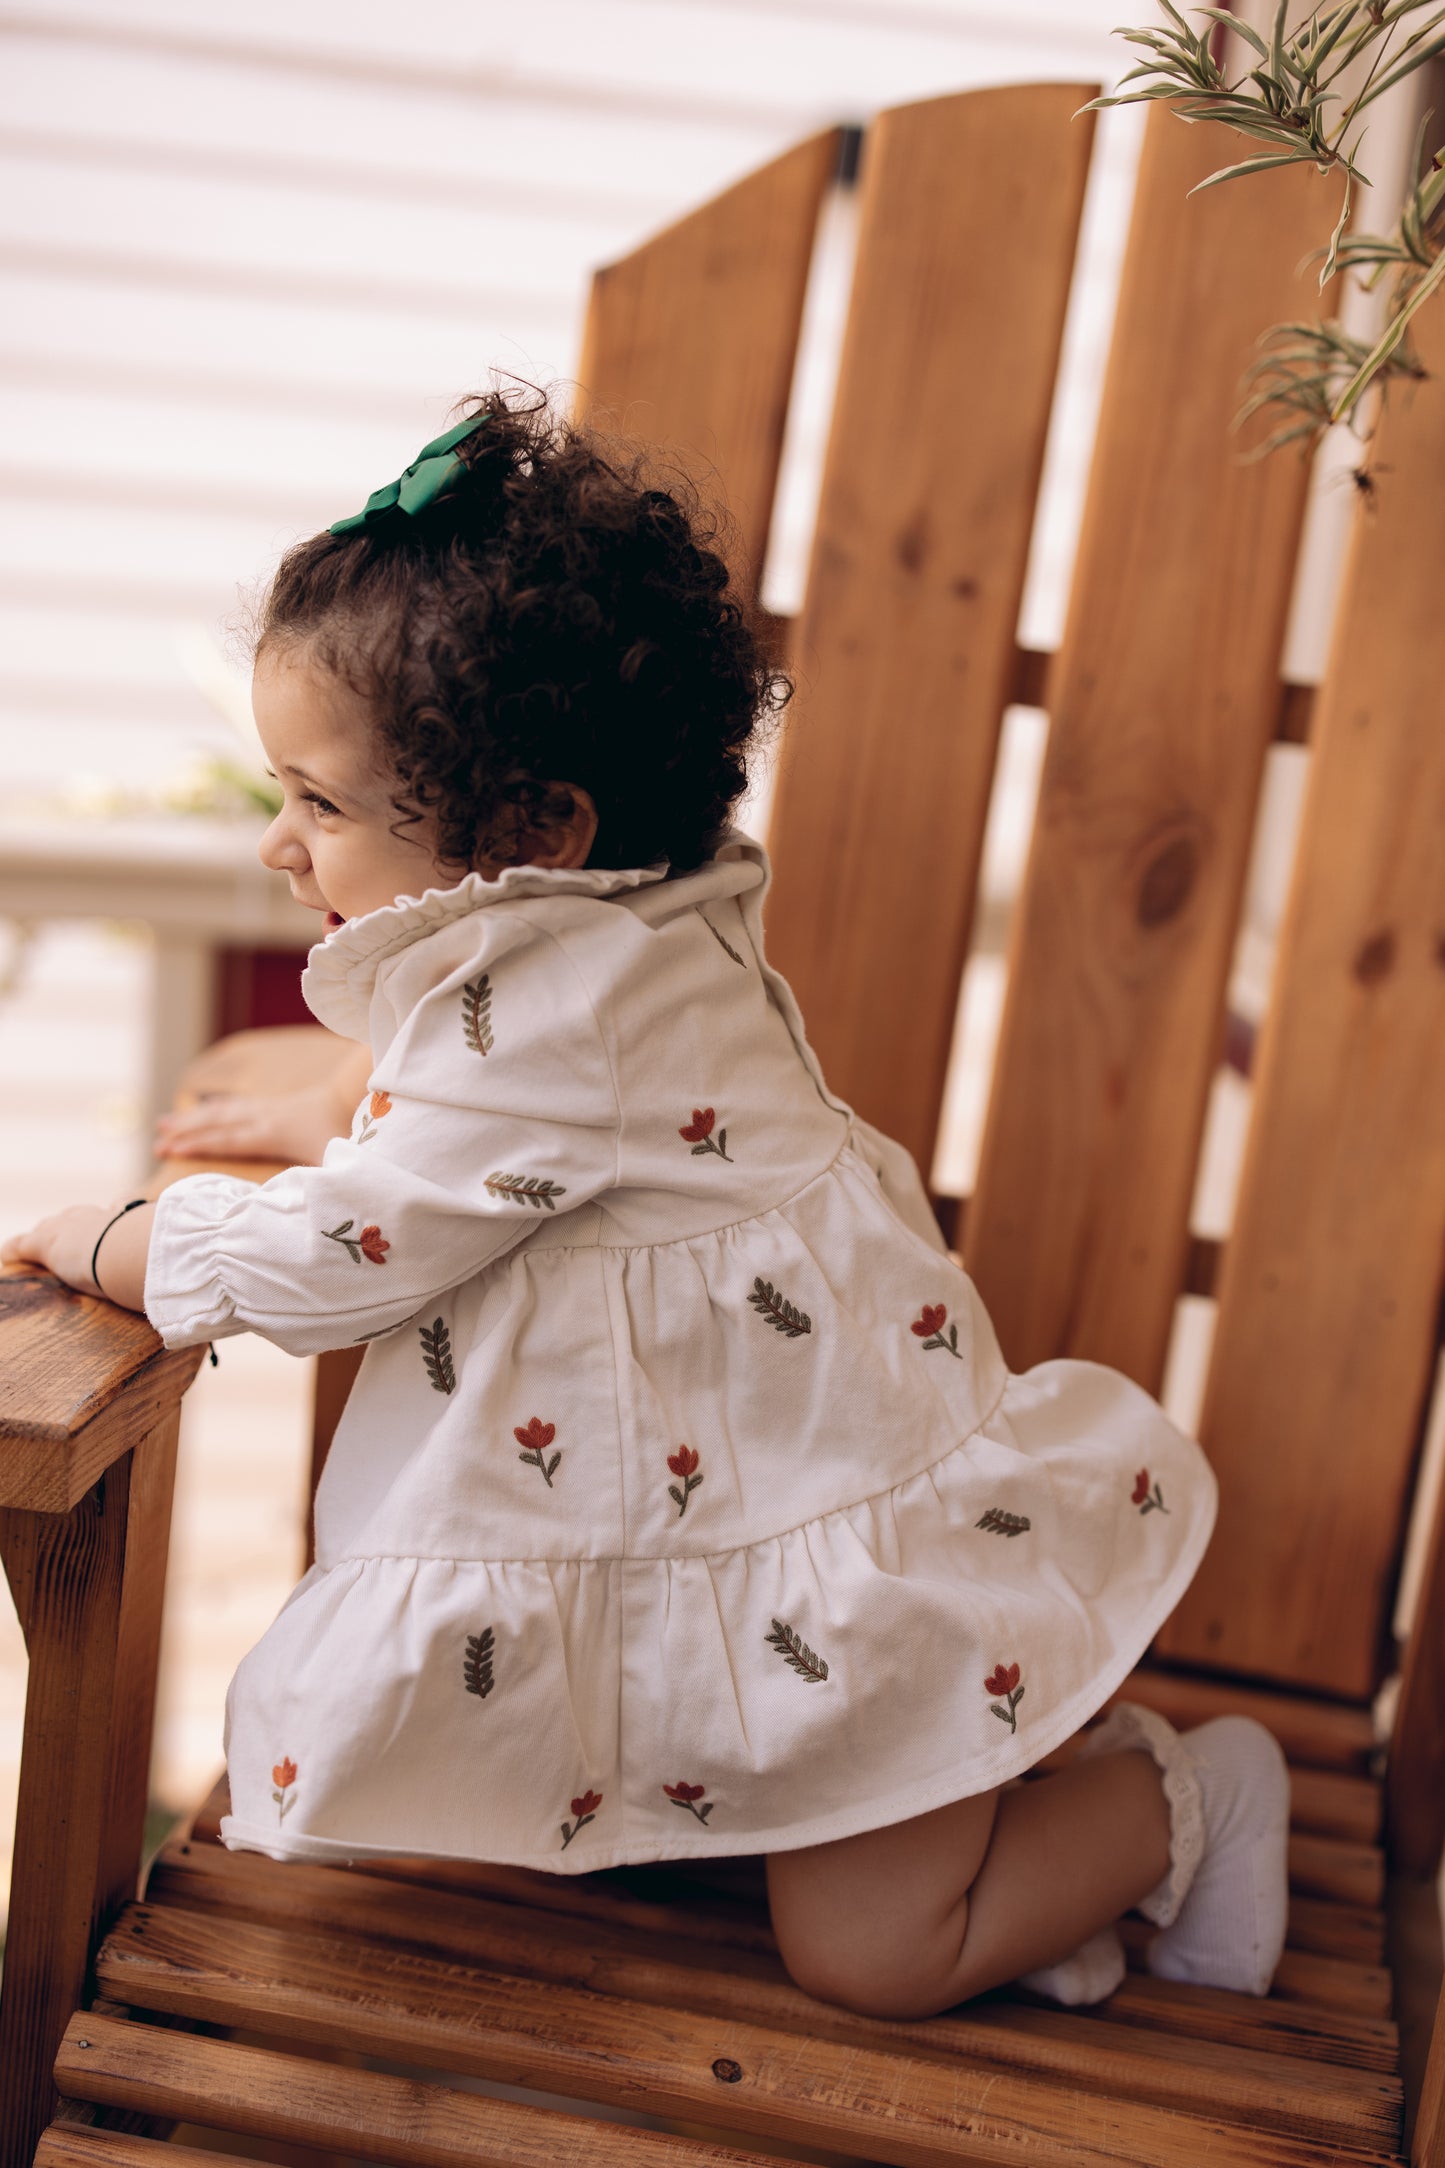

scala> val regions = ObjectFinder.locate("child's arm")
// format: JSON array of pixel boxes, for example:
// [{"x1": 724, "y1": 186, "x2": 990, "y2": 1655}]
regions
[
  {"x1": 1, "y1": 1198, "x2": 156, "y2": 1309},
  {"x1": 143, "y1": 911, "x2": 617, "y2": 1357}
]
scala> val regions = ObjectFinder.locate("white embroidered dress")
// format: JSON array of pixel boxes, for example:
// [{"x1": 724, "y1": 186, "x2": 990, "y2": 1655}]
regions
[{"x1": 146, "y1": 835, "x2": 1217, "y2": 1870}]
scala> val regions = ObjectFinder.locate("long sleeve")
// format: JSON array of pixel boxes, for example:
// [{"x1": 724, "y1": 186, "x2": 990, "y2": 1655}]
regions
[{"x1": 145, "y1": 906, "x2": 619, "y2": 1355}]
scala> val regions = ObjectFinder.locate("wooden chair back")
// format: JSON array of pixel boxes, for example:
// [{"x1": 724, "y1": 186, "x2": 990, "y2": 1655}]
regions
[
  {"x1": 4, "y1": 77, "x2": 1445, "y2": 2168},
  {"x1": 580, "y1": 85, "x2": 1445, "y2": 1856}
]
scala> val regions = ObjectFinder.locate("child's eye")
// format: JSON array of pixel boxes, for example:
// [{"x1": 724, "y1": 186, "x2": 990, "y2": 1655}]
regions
[{"x1": 303, "y1": 791, "x2": 341, "y2": 817}]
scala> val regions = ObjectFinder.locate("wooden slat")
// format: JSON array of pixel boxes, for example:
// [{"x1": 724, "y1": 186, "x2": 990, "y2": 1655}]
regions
[
  {"x1": 95, "y1": 1905, "x2": 1399, "y2": 2168},
  {"x1": 139, "y1": 1846, "x2": 1398, "y2": 2144},
  {"x1": 1289, "y1": 1831, "x2": 1385, "y2": 1911},
  {"x1": 762, "y1": 83, "x2": 1095, "y2": 1172},
  {"x1": 964, "y1": 110, "x2": 1323, "y2": 1387},
  {"x1": 1160, "y1": 288, "x2": 1445, "y2": 1697},
  {"x1": 1078, "y1": 1973, "x2": 1397, "y2": 2074},
  {"x1": 53, "y1": 2013, "x2": 782, "y2": 2168},
  {"x1": 1292, "y1": 1765, "x2": 1384, "y2": 1846},
  {"x1": 1107, "y1": 1669, "x2": 1378, "y2": 1774},
  {"x1": 574, "y1": 129, "x2": 838, "y2": 594},
  {"x1": 37, "y1": 2132, "x2": 272, "y2": 2168}
]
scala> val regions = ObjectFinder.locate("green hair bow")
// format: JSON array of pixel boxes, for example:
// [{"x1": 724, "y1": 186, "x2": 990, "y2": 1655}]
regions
[{"x1": 328, "y1": 414, "x2": 486, "y2": 536}]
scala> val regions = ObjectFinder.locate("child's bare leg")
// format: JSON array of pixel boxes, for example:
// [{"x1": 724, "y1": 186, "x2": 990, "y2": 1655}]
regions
[{"x1": 767, "y1": 1751, "x2": 1170, "y2": 2020}]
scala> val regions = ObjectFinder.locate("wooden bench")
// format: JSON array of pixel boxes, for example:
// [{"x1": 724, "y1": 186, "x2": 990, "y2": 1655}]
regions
[{"x1": 4, "y1": 80, "x2": 1445, "y2": 2168}]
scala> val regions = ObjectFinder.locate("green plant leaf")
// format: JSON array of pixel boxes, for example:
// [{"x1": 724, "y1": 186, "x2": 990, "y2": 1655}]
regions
[{"x1": 1189, "y1": 149, "x2": 1320, "y2": 195}]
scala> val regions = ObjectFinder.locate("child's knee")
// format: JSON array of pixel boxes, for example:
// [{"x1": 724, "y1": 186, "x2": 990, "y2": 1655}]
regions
[{"x1": 773, "y1": 1892, "x2": 973, "y2": 2018}]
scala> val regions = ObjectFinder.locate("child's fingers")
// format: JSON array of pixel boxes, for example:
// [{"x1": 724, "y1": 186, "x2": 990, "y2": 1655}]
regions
[{"x1": 155, "y1": 1097, "x2": 263, "y2": 1157}]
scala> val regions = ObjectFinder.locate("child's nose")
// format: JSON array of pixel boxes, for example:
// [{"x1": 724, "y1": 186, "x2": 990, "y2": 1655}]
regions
[{"x1": 258, "y1": 811, "x2": 307, "y2": 875}]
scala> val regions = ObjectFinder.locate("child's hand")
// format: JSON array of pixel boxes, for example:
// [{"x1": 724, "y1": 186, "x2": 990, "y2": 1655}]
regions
[
  {"x1": 1, "y1": 1196, "x2": 155, "y2": 1309},
  {"x1": 154, "y1": 1079, "x2": 355, "y2": 1168}
]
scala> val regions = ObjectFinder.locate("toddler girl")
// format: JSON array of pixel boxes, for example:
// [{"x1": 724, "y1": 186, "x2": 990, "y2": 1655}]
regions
[{"x1": 3, "y1": 391, "x2": 1291, "y2": 2021}]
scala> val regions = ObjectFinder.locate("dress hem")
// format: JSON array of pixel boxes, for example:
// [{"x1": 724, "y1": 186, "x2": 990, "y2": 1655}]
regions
[{"x1": 218, "y1": 1472, "x2": 1216, "y2": 1875}]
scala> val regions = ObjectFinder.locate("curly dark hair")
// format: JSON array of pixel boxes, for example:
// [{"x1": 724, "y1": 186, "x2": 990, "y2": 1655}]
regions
[{"x1": 255, "y1": 385, "x2": 789, "y2": 873}]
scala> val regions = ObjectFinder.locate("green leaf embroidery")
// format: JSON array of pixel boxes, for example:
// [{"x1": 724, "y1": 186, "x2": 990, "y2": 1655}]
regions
[
  {"x1": 419, "y1": 1316, "x2": 456, "y2": 1395},
  {"x1": 749, "y1": 1278, "x2": 812, "y2": 1338},
  {"x1": 462, "y1": 972, "x2": 494, "y2": 1056},
  {"x1": 464, "y1": 1627, "x2": 495, "y2": 1700},
  {"x1": 976, "y1": 1508, "x2": 1031, "y2": 1538},
  {"x1": 765, "y1": 1616, "x2": 829, "y2": 1683},
  {"x1": 700, "y1": 910, "x2": 747, "y2": 967},
  {"x1": 485, "y1": 1172, "x2": 567, "y2": 1211}
]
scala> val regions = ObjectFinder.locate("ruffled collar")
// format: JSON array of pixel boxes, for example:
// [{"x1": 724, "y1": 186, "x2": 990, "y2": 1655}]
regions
[{"x1": 301, "y1": 855, "x2": 672, "y2": 1035}]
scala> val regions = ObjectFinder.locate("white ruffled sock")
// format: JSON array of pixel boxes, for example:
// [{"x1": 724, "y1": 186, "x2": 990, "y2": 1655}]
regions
[
  {"x1": 1019, "y1": 1925, "x2": 1126, "y2": 2005},
  {"x1": 1080, "y1": 1702, "x2": 1290, "y2": 1997}
]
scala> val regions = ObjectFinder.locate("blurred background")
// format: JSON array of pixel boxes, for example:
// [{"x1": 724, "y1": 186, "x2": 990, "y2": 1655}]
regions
[{"x1": 2, "y1": 0, "x2": 1438, "y2": 1922}]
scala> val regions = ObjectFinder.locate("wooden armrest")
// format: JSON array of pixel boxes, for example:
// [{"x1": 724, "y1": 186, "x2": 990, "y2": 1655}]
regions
[{"x1": 0, "y1": 1272, "x2": 201, "y2": 1513}]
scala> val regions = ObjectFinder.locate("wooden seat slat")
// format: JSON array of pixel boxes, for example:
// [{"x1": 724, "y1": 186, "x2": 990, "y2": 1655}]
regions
[
  {"x1": 94, "y1": 1906, "x2": 1402, "y2": 2165},
  {"x1": 962, "y1": 110, "x2": 1323, "y2": 1390},
  {"x1": 1159, "y1": 294, "x2": 1445, "y2": 1707},
  {"x1": 53, "y1": 2012, "x2": 783, "y2": 2168},
  {"x1": 36, "y1": 2133, "x2": 278, "y2": 2168},
  {"x1": 136, "y1": 1849, "x2": 1398, "y2": 2133},
  {"x1": 762, "y1": 83, "x2": 1095, "y2": 1174},
  {"x1": 1073, "y1": 1975, "x2": 1397, "y2": 2074}
]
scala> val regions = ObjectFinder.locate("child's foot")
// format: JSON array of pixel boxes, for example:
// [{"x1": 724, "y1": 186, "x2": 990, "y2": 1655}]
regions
[
  {"x1": 1019, "y1": 1925, "x2": 1126, "y2": 2005},
  {"x1": 1081, "y1": 1703, "x2": 1290, "y2": 1997}
]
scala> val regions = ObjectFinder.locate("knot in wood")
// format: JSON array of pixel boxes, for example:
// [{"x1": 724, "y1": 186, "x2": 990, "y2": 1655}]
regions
[
  {"x1": 1136, "y1": 834, "x2": 1199, "y2": 928},
  {"x1": 1353, "y1": 929, "x2": 1396, "y2": 985},
  {"x1": 712, "y1": 2058, "x2": 743, "y2": 2084}
]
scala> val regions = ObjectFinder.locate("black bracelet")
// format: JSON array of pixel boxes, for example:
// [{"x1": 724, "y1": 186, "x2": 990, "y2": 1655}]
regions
[{"x1": 91, "y1": 1198, "x2": 148, "y2": 1297}]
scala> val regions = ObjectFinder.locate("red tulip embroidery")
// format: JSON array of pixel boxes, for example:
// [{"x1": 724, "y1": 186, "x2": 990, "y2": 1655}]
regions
[
  {"x1": 667, "y1": 1444, "x2": 703, "y2": 1517},
  {"x1": 515, "y1": 1417, "x2": 561, "y2": 1487},
  {"x1": 357, "y1": 1088, "x2": 392, "y2": 1145},
  {"x1": 561, "y1": 1788, "x2": 602, "y2": 1849},
  {"x1": 664, "y1": 1780, "x2": 714, "y2": 1825},
  {"x1": 985, "y1": 1662, "x2": 1024, "y2": 1732},
  {"x1": 271, "y1": 1756, "x2": 298, "y2": 1824},
  {"x1": 1133, "y1": 1468, "x2": 1169, "y2": 1515},
  {"x1": 324, "y1": 1219, "x2": 390, "y2": 1265},
  {"x1": 679, "y1": 1107, "x2": 732, "y2": 1161},
  {"x1": 912, "y1": 1303, "x2": 962, "y2": 1358}
]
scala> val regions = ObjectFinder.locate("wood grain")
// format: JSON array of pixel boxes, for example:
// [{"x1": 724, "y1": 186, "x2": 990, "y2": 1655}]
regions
[
  {"x1": 575, "y1": 129, "x2": 838, "y2": 595},
  {"x1": 138, "y1": 1843, "x2": 1397, "y2": 2145},
  {"x1": 37, "y1": 2132, "x2": 276, "y2": 2168},
  {"x1": 964, "y1": 108, "x2": 1323, "y2": 1386},
  {"x1": 762, "y1": 83, "x2": 1094, "y2": 1172},
  {"x1": 1159, "y1": 281, "x2": 1445, "y2": 1696},
  {"x1": 95, "y1": 1903, "x2": 1398, "y2": 2168},
  {"x1": 0, "y1": 1454, "x2": 132, "y2": 2168},
  {"x1": 0, "y1": 1267, "x2": 195, "y2": 1458},
  {"x1": 53, "y1": 2012, "x2": 783, "y2": 2168}
]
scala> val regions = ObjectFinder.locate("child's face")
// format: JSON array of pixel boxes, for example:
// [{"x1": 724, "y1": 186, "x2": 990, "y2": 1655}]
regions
[{"x1": 254, "y1": 647, "x2": 452, "y2": 927}]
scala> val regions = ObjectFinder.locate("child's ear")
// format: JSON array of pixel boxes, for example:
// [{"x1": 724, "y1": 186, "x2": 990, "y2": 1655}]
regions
[{"x1": 522, "y1": 785, "x2": 598, "y2": 870}]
